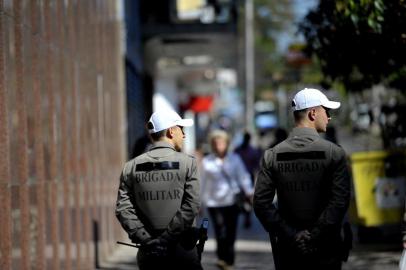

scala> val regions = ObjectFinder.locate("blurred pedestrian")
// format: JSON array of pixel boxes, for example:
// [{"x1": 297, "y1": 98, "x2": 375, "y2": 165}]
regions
[
  {"x1": 325, "y1": 125, "x2": 338, "y2": 144},
  {"x1": 269, "y1": 128, "x2": 288, "y2": 148},
  {"x1": 235, "y1": 131, "x2": 262, "y2": 182},
  {"x1": 254, "y1": 88, "x2": 351, "y2": 270},
  {"x1": 200, "y1": 129, "x2": 253, "y2": 270},
  {"x1": 235, "y1": 131, "x2": 262, "y2": 228},
  {"x1": 115, "y1": 109, "x2": 202, "y2": 270},
  {"x1": 130, "y1": 133, "x2": 152, "y2": 159}
]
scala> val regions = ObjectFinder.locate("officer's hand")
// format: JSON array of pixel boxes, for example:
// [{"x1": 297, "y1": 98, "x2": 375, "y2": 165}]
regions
[
  {"x1": 295, "y1": 230, "x2": 316, "y2": 255},
  {"x1": 129, "y1": 229, "x2": 152, "y2": 245},
  {"x1": 144, "y1": 238, "x2": 168, "y2": 257},
  {"x1": 295, "y1": 230, "x2": 310, "y2": 243}
]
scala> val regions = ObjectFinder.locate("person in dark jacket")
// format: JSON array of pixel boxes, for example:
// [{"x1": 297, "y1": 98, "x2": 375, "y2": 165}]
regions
[
  {"x1": 115, "y1": 109, "x2": 202, "y2": 270},
  {"x1": 253, "y1": 88, "x2": 351, "y2": 270},
  {"x1": 235, "y1": 131, "x2": 262, "y2": 228}
]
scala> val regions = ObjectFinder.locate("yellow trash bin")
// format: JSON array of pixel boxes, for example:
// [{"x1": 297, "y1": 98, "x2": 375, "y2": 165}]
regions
[{"x1": 350, "y1": 151, "x2": 406, "y2": 227}]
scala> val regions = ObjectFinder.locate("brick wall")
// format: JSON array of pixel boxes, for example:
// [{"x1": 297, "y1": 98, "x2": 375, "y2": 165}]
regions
[{"x1": 0, "y1": 1, "x2": 126, "y2": 269}]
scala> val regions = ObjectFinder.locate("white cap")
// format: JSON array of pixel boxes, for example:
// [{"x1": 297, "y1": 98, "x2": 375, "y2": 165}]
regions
[
  {"x1": 147, "y1": 109, "x2": 194, "y2": 134},
  {"x1": 292, "y1": 88, "x2": 341, "y2": 111}
]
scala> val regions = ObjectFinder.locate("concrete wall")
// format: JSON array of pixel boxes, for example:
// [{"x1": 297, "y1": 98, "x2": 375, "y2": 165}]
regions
[{"x1": 0, "y1": 1, "x2": 126, "y2": 269}]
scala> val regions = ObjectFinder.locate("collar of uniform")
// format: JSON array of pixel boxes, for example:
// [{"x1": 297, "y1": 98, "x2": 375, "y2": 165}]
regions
[
  {"x1": 289, "y1": 127, "x2": 320, "y2": 138},
  {"x1": 151, "y1": 141, "x2": 176, "y2": 151}
]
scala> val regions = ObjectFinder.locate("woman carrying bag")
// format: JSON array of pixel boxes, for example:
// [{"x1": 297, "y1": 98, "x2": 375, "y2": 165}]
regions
[{"x1": 200, "y1": 130, "x2": 253, "y2": 270}]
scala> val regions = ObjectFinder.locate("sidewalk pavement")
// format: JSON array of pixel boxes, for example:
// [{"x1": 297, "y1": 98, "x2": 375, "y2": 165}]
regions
[
  {"x1": 101, "y1": 238, "x2": 273, "y2": 270},
  {"x1": 101, "y1": 216, "x2": 273, "y2": 269},
  {"x1": 102, "y1": 214, "x2": 401, "y2": 270},
  {"x1": 102, "y1": 239, "x2": 401, "y2": 270},
  {"x1": 343, "y1": 245, "x2": 400, "y2": 270}
]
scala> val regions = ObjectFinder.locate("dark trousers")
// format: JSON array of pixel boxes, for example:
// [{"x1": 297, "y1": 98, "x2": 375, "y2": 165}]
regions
[
  {"x1": 208, "y1": 205, "x2": 239, "y2": 265},
  {"x1": 270, "y1": 234, "x2": 343, "y2": 270},
  {"x1": 137, "y1": 243, "x2": 202, "y2": 270}
]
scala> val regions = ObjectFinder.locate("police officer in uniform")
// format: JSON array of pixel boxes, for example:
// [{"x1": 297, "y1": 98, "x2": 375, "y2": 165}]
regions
[
  {"x1": 115, "y1": 109, "x2": 202, "y2": 270},
  {"x1": 253, "y1": 88, "x2": 351, "y2": 270}
]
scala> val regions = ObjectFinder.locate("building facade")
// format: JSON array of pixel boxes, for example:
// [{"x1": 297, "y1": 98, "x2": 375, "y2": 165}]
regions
[{"x1": 0, "y1": 1, "x2": 126, "y2": 269}]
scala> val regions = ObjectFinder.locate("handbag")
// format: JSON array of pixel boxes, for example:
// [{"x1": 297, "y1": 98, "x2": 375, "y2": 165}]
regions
[
  {"x1": 220, "y1": 164, "x2": 252, "y2": 213},
  {"x1": 234, "y1": 190, "x2": 252, "y2": 213}
]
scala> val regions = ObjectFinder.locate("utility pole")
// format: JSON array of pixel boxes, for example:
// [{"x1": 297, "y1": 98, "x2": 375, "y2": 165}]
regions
[{"x1": 245, "y1": 0, "x2": 255, "y2": 133}]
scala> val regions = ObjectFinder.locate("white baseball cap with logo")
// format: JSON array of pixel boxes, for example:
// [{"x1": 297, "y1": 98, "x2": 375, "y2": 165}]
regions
[
  {"x1": 147, "y1": 109, "x2": 194, "y2": 134},
  {"x1": 292, "y1": 88, "x2": 341, "y2": 111}
]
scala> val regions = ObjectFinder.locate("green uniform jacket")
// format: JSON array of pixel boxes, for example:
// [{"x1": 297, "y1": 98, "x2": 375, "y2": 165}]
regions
[
  {"x1": 115, "y1": 141, "x2": 200, "y2": 244},
  {"x1": 253, "y1": 127, "x2": 350, "y2": 244}
]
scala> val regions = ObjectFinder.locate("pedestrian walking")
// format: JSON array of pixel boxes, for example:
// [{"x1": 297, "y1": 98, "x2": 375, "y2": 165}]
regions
[
  {"x1": 115, "y1": 109, "x2": 203, "y2": 270},
  {"x1": 200, "y1": 129, "x2": 254, "y2": 270},
  {"x1": 269, "y1": 127, "x2": 288, "y2": 148},
  {"x1": 235, "y1": 131, "x2": 262, "y2": 228},
  {"x1": 253, "y1": 88, "x2": 352, "y2": 270},
  {"x1": 235, "y1": 131, "x2": 262, "y2": 184}
]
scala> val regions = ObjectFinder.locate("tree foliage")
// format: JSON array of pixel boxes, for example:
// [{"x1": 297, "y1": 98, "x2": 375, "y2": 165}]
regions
[
  {"x1": 253, "y1": 0, "x2": 295, "y2": 90},
  {"x1": 299, "y1": 0, "x2": 406, "y2": 92}
]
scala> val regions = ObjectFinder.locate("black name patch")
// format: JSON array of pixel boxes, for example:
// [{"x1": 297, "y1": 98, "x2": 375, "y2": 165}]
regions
[
  {"x1": 277, "y1": 151, "x2": 326, "y2": 161},
  {"x1": 136, "y1": 161, "x2": 180, "y2": 171}
]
